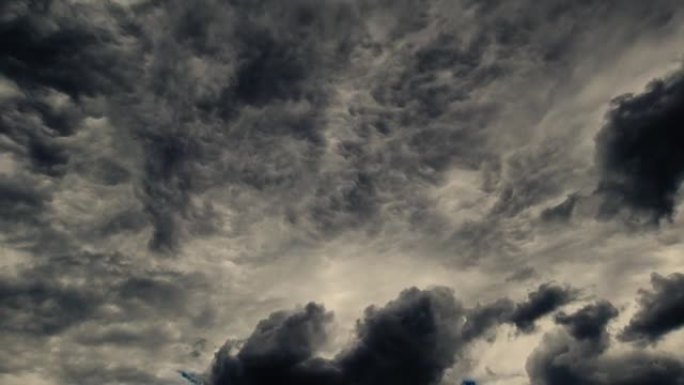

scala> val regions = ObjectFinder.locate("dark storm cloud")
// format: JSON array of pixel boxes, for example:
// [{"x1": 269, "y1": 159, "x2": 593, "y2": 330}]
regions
[
  {"x1": 202, "y1": 284, "x2": 584, "y2": 385},
  {"x1": 3, "y1": 0, "x2": 356, "y2": 251},
  {"x1": 204, "y1": 287, "x2": 514, "y2": 385},
  {"x1": 509, "y1": 283, "x2": 577, "y2": 332},
  {"x1": 595, "y1": 67, "x2": 684, "y2": 223},
  {"x1": 0, "y1": 0, "x2": 136, "y2": 97},
  {"x1": 527, "y1": 336, "x2": 684, "y2": 385},
  {"x1": 209, "y1": 302, "x2": 336, "y2": 385},
  {"x1": 464, "y1": 0, "x2": 682, "y2": 226},
  {"x1": 554, "y1": 301, "x2": 618, "y2": 342},
  {"x1": 3, "y1": 1, "x2": 684, "y2": 384},
  {"x1": 0, "y1": 92, "x2": 79, "y2": 179},
  {"x1": 457, "y1": 283, "x2": 578, "y2": 336},
  {"x1": 116, "y1": 0, "x2": 510, "y2": 250},
  {"x1": 0, "y1": 1, "x2": 147, "y2": 255},
  {"x1": 337, "y1": 287, "x2": 466, "y2": 385},
  {"x1": 9, "y1": 0, "x2": 669, "y2": 255},
  {"x1": 620, "y1": 272, "x2": 684, "y2": 343},
  {"x1": 526, "y1": 299, "x2": 684, "y2": 385}
]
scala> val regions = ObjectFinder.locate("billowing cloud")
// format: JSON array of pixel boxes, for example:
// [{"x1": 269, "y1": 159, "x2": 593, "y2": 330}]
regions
[
  {"x1": 204, "y1": 287, "x2": 518, "y2": 385},
  {"x1": 197, "y1": 283, "x2": 591, "y2": 385},
  {"x1": 620, "y1": 272, "x2": 684, "y2": 343},
  {"x1": 555, "y1": 301, "x2": 618, "y2": 342},
  {"x1": 595, "y1": 67, "x2": 684, "y2": 223},
  {"x1": 509, "y1": 283, "x2": 577, "y2": 332},
  {"x1": 526, "y1": 299, "x2": 684, "y2": 385}
]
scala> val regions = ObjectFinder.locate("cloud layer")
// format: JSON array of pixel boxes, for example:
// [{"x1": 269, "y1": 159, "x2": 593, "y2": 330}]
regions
[{"x1": 1, "y1": 0, "x2": 683, "y2": 384}]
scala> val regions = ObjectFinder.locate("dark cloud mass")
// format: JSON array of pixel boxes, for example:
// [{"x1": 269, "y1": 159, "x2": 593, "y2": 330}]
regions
[
  {"x1": 2, "y1": 0, "x2": 684, "y2": 384},
  {"x1": 509, "y1": 283, "x2": 577, "y2": 332},
  {"x1": 554, "y1": 301, "x2": 618, "y2": 342},
  {"x1": 527, "y1": 299, "x2": 684, "y2": 385},
  {"x1": 206, "y1": 287, "x2": 511, "y2": 385},
  {"x1": 202, "y1": 284, "x2": 589, "y2": 385},
  {"x1": 620, "y1": 272, "x2": 684, "y2": 343},
  {"x1": 206, "y1": 288, "x2": 455, "y2": 385},
  {"x1": 596, "y1": 67, "x2": 684, "y2": 222}
]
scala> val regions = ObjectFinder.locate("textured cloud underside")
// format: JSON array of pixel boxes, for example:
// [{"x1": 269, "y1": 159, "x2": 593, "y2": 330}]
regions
[{"x1": 1, "y1": 0, "x2": 684, "y2": 384}]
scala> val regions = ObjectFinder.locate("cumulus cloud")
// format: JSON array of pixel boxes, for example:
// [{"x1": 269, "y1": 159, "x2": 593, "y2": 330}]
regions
[
  {"x1": 196, "y1": 283, "x2": 589, "y2": 385},
  {"x1": 526, "y1": 299, "x2": 684, "y2": 385},
  {"x1": 509, "y1": 283, "x2": 577, "y2": 332},
  {"x1": 595, "y1": 66, "x2": 684, "y2": 223},
  {"x1": 554, "y1": 301, "x2": 618, "y2": 342},
  {"x1": 620, "y1": 272, "x2": 684, "y2": 343},
  {"x1": 203, "y1": 287, "x2": 521, "y2": 385}
]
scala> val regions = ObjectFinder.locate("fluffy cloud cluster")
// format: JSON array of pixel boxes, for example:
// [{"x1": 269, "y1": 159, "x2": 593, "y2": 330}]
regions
[
  {"x1": 596, "y1": 68, "x2": 684, "y2": 223},
  {"x1": 201, "y1": 285, "x2": 577, "y2": 385},
  {"x1": 527, "y1": 301, "x2": 684, "y2": 385}
]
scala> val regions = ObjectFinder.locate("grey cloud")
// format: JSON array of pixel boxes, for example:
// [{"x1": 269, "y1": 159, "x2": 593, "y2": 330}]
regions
[
  {"x1": 620, "y1": 272, "x2": 684, "y2": 343},
  {"x1": 1, "y1": 0, "x2": 681, "y2": 254},
  {"x1": 0, "y1": 175, "x2": 47, "y2": 222},
  {"x1": 509, "y1": 283, "x2": 577, "y2": 332},
  {"x1": 554, "y1": 301, "x2": 618, "y2": 342},
  {"x1": 506, "y1": 267, "x2": 538, "y2": 282},
  {"x1": 59, "y1": 363, "x2": 170, "y2": 385},
  {"x1": 595, "y1": 67, "x2": 684, "y2": 223},
  {"x1": 205, "y1": 287, "x2": 511, "y2": 385},
  {"x1": 73, "y1": 324, "x2": 171, "y2": 348},
  {"x1": 0, "y1": 88, "x2": 82, "y2": 178},
  {"x1": 6, "y1": 0, "x2": 671, "y2": 256},
  {"x1": 462, "y1": 299, "x2": 515, "y2": 341},
  {"x1": 0, "y1": 0, "x2": 137, "y2": 98},
  {"x1": 0, "y1": 252, "x2": 205, "y2": 337},
  {"x1": 527, "y1": 331, "x2": 684, "y2": 385},
  {"x1": 461, "y1": 283, "x2": 578, "y2": 337},
  {"x1": 111, "y1": 0, "x2": 367, "y2": 251},
  {"x1": 0, "y1": 2, "x2": 144, "y2": 253},
  {"x1": 209, "y1": 302, "x2": 335, "y2": 385},
  {"x1": 3, "y1": 0, "x2": 684, "y2": 384},
  {"x1": 202, "y1": 284, "x2": 585, "y2": 385},
  {"x1": 0, "y1": 250, "x2": 212, "y2": 384},
  {"x1": 526, "y1": 299, "x2": 684, "y2": 385},
  {"x1": 337, "y1": 287, "x2": 466, "y2": 385},
  {"x1": 0, "y1": 272, "x2": 100, "y2": 336},
  {"x1": 540, "y1": 194, "x2": 578, "y2": 223}
]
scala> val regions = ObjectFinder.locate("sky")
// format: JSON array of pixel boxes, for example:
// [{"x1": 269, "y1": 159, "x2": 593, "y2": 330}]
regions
[{"x1": 1, "y1": 1, "x2": 684, "y2": 384}]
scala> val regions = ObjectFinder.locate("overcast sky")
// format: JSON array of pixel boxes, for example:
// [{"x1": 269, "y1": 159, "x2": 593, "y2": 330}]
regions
[{"x1": 1, "y1": 1, "x2": 684, "y2": 384}]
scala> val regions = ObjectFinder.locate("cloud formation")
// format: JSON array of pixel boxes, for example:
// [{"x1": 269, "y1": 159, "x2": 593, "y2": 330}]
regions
[
  {"x1": 620, "y1": 272, "x2": 684, "y2": 343},
  {"x1": 199, "y1": 283, "x2": 588, "y2": 385},
  {"x1": 554, "y1": 301, "x2": 618, "y2": 342},
  {"x1": 509, "y1": 283, "x2": 577, "y2": 332},
  {"x1": 2, "y1": 0, "x2": 684, "y2": 384},
  {"x1": 527, "y1": 300, "x2": 684, "y2": 385},
  {"x1": 595, "y1": 67, "x2": 684, "y2": 223},
  {"x1": 206, "y1": 287, "x2": 477, "y2": 385}
]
